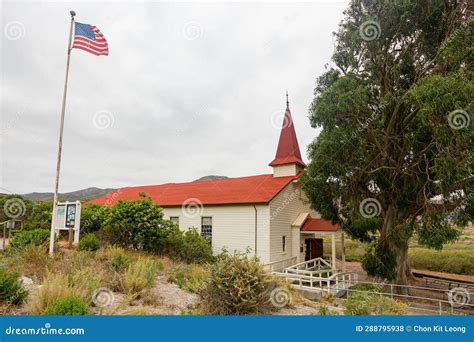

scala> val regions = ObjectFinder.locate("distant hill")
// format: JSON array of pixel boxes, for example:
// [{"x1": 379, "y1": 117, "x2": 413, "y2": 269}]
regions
[
  {"x1": 20, "y1": 187, "x2": 115, "y2": 203},
  {"x1": 193, "y1": 175, "x2": 228, "y2": 182}
]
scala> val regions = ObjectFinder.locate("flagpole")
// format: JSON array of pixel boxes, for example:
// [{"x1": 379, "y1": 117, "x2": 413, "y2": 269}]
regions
[{"x1": 49, "y1": 10, "x2": 76, "y2": 256}]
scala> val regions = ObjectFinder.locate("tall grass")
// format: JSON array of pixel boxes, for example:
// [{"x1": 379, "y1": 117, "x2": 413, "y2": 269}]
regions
[
  {"x1": 408, "y1": 248, "x2": 474, "y2": 275},
  {"x1": 167, "y1": 264, "x2": 209, "y2": 293},
  {"x1": 29, "y1": 273, "x2": 74, "y2": 314},
  {"x1": 120, "y1": 258, "x2": 159, "y2": 295}
]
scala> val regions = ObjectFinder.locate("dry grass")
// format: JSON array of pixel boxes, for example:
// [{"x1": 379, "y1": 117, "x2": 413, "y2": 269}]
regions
[
  {"x1": 120, "y1": 258, "x2": 159, "y2": 296},
  {"x1": 21, "y1": 245, "x2": 51, "y2": 281},
  {"x1": 2, "y1": 241, "x2": 196, "y2": 315},
  {"x1": 167, "y1": 263, "x2": 209, "y2": 293},
  {"x1": 29, "y1": 273, "x2": 74, "y2": 314}
]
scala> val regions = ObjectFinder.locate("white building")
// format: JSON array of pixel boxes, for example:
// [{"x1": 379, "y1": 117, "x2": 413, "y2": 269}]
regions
[{"x1": 92, "y1": 99, "x2": 345, "y2": 272}]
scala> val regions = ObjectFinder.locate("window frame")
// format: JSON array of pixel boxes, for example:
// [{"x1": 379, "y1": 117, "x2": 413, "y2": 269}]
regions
[
  {"x1": 169, "y1": 216, "x2": 179, "y2": 226},
  {"x1": 201, "y1": 216, "x2": 213, "y2": 244}
]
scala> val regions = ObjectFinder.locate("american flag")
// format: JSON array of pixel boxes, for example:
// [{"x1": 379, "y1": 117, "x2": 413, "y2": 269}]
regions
[{"x1": 72, "y1": 22, "x2": 108, "y2": 56}]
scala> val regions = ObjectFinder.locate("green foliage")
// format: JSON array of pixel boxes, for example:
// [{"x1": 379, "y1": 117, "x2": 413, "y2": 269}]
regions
[
  {"x1": 167, "y1": 264, "x2": 209, "y2": 293},
  {"x1": 344, "y1": 292, "x2": 408, "y2": 315},
  {"x1": 103, "y1": 198, "x2": 178, "y2": 253},
  {"x1": 44, "y1": 296, "x2": 90, "y2": 315},
  {"x1": 361, "y1": 242, "x2": 397, "y2": 281},
  {"x1": 9, "y1": 229, "x2": 50, "y2": 251},
  {"x1": 103, "y1": 199, "x2": 213, "y2": 263},
  {"x1": 80, "y1": 204, "x2": 110, "y2": 234},
  {"x1": 78, "y1": 233, "x2": 101, "y2": 252},
  {"x1": 342, "y1": 218, "x2": 382, "y2": 243},
  {"x1": 173, "y1": 229, "x2": 214, "y2": 264},
  {"x1": 0, "y1": 268, "x2": 28, "y2": 305},
  {"x1": 415, "y1": 216, "x2": 462, "y2": 250},
  {"x1": 302, "y1": 0, "x2": 473, "y2": 282},
  {"x1": 0, "y1": 194, "x2": 33, "y2": 223},
  {"x1": 409, "y1": 248, "x2": 474, "y2": 275},
  {"x1": 24, "y1": 201, "x2": 52, "y2": 230},
  {"x1": 198, "y1": 251, "x2": 270, "y2": 315}
]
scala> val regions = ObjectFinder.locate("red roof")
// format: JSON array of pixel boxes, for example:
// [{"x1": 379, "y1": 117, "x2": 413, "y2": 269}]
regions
[
  {"x1": 269, "y1": 107, "x2": 305, "y2": 167},
  {"x1": 90, "y1": 174, "x2": 299, "y2": 207},
  {"x1": 301, "y1": 218, "x2": 339, "y2": 232}
]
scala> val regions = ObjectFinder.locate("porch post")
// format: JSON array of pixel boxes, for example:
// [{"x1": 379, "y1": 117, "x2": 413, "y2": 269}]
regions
[
  {"x1": 331, "y1": 232, "x2": 336, "y2": 270},
  {"x1": 341, "y1": 232, "x2": 346, "y2": 272}
]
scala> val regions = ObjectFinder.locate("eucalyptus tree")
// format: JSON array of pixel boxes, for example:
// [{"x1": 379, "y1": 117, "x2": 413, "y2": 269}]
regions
[{"x1": 301, "y1": 0, "x2": 473, "y2": 286}]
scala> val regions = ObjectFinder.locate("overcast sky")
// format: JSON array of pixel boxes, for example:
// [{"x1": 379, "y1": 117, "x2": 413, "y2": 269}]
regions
[{"x1": 1, "y1": 1, "x2": 347, "y2": 194}]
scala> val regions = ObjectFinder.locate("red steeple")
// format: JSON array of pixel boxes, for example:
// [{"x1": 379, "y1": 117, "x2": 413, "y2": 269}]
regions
[{"x1": 269, "y1": 93, "x2": 305, "y2": 167}]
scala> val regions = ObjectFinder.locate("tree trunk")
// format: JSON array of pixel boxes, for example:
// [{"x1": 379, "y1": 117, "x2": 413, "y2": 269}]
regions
[
  {"x1": 395, "y1": 245, "x2": 413, "y2": 294},
  {"x1": 379, "y1": 204, "x2": 412, "y2": 294}
]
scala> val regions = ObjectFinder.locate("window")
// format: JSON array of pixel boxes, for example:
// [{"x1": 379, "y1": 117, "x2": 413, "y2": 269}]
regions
[
  {"x1": 201, "y1": 216, "x2": 212, "y2": 244},
  {"x1": 282, "y1": 236, "x2": 286, "y2": 252},
  {"x1": 169, "y1": 216, "x2": 179, "y2": 226}
]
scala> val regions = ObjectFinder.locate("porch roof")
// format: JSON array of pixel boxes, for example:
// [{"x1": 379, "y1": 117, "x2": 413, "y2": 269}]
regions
[{"x1": 301, "y1": 218, "x2": 339, "y2": 232}]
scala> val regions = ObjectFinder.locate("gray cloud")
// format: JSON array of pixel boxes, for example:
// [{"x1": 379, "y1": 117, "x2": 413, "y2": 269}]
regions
[{"x1": 1, "y1": 1, "x2": 346, "y2": 193}]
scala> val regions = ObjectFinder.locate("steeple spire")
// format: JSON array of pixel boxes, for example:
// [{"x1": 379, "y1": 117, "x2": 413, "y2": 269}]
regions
[{"x1": 269, "y1": 94, "x2": 305, "y2": 176}]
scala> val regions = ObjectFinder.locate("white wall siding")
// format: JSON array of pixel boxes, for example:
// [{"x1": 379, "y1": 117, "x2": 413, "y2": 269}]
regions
[
  {"x1": 163, "y1": 204, "x2": 271, "y2": 264},
  {"x1": 269, "y1": 182, "x2": 318, "y2": 263},
  {"x1": 272, "y1": 164, "x2": 303, "y2": 177}
]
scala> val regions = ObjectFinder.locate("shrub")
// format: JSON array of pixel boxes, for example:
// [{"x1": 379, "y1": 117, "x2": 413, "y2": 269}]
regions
[
  {"x1": 120, "y1": 258, "x2": 158, "y2": 295},
  {"x1": 78, "y1": 233, "x2": 101, "y2": 252},
  {"x1": 23, "y1": 201, "x2": 52, "y2": 230},
  {"x1": 9, "y1": 229, "x2": 50, "y2": 251},
  {"x1": 44, "y1": 296, "x2": 90, "y2": 315},
  {"x1": 103, "y1": 198, "x2": 179, "y2": 253},
  {"x1": 198, "y1": 252, "x2": 271, "y2": 315},
  {"x1": 167, "y1": 264, "x2": 209, "y2": 293},
  {"x1": 0, "y1": 269, "x2": 28, "y2": 305},
  {"x1": 174, "y1": 229, "x2": 213, "y2": 264},
  {"x1": 344, "y1": 292, "x2": 408, "y2": 315},
  {"x1": 0, "y1": 195, "x2": 33, "y2": 224},
  {"x1": 80, "y1": 203, "x2": 110, "y2": 234}
]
